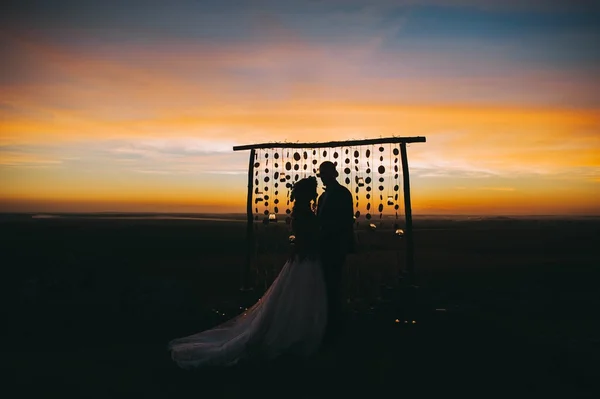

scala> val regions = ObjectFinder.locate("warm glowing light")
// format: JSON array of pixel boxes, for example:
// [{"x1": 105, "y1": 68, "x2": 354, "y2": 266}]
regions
[{"x1": 395, "y1": 319, "x2": 399, "y2": 323}]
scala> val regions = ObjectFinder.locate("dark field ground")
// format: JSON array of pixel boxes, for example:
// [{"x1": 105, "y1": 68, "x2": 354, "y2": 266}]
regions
[{"x1": 1, "y1": 214, "x2": 599, "y2": 398}]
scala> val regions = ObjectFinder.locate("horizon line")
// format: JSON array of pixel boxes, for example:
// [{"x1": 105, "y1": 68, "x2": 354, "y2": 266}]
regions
[{"x1": 1, "y1": 211, "x2": 599, "y2": 218}]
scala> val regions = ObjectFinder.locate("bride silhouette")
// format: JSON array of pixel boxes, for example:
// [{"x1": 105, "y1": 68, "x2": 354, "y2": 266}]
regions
[{"x1": 168, "y1": 176, "x2": 327, "y2": 368}]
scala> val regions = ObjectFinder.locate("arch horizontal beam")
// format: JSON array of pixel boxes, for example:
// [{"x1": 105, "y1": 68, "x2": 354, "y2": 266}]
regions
[{"x1": 233, "y1": 136, "x2": 426, "y2": 151}]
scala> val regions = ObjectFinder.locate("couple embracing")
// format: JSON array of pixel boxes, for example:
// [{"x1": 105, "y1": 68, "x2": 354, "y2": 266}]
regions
[{"x1": 169, "y1": 161, "x2": 354, "y2": 368}]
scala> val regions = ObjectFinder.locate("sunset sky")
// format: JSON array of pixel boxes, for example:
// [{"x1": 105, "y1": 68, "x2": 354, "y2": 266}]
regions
[{"x1": 1, "y1": 0, "x2": 599, "y2": 215}]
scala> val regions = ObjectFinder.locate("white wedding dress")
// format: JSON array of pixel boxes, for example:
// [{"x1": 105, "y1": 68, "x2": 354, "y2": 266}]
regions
[{"x1": 168, "y1": 253, "x2": 327, "y2": 369}]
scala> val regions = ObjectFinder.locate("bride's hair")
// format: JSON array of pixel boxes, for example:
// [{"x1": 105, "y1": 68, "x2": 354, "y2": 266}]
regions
[
  {"x1": 291, "y1": 177, "x2": 317, "y2": 218},
  {"x1": 290, "y1": 176, "x2": 317, "y2": 202}
]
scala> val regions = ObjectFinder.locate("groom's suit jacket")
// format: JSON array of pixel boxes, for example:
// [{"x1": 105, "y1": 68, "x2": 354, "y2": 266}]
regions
[{"x1": 317, "y1": 181, "x2": 355, "y2": 255}]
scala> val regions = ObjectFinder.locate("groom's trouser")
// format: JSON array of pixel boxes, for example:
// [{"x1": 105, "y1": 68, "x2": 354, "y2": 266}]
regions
[{"x1": 321, "y1": 251, "x2": 346, "y2": 345}]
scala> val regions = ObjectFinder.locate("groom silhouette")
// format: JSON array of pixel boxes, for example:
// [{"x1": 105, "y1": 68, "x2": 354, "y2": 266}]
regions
[{"x1": 316, "y1": 161, "x2": 354, "y2": 349}]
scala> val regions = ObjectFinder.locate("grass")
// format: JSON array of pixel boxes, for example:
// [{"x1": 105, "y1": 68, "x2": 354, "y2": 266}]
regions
[{"x1": 2, "y1": 215, "x2": 599, "y2": 398}]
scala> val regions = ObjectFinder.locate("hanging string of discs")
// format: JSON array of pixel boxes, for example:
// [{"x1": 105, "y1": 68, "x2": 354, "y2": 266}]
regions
[
  {"x1": 378, "y1": 144, "x2": 385, "y2": 219},
  {"x1": 249, "y1": 144, "x2": 407, "y2": 226}
]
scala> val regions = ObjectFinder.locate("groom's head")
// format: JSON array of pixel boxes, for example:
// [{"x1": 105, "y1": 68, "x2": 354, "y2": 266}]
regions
[{"x1": 317, "y1": 161, "x2": 338, "y2": 186}]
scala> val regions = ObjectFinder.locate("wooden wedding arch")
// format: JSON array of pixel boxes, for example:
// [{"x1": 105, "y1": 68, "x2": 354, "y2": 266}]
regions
[{"x1": 233, "y1": 136, "x2": 426, "y2": 290}]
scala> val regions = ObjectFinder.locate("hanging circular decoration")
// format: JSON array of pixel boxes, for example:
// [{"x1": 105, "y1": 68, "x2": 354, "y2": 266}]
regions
[
  {"x1": 264, "y1": 210, "x2": 269, "y2": 215},
  {"x1": 286, "y1": 209, "x2": 291, "y2": 214},
  {"x1": 249, "y1": 143, "x2": 414, "y2": 228}
]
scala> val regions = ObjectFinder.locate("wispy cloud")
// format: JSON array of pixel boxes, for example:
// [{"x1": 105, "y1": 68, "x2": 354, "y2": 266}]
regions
[{"x1": 477, "y1": 187, "x2": 516, "y2": 191}]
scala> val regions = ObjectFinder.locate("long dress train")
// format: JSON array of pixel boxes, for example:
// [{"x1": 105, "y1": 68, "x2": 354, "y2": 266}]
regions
[{"x1": 168, "y1": 255, "x2": 327, "y2": 369}]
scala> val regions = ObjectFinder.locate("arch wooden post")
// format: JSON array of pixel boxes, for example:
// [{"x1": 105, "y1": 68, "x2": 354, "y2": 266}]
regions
[
  {"x1": 241, "y1": 148, "x2": 255, "y2": 291},
  {"x1": 400, "y1": 142, "x2": 415, "y2": 284}
]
